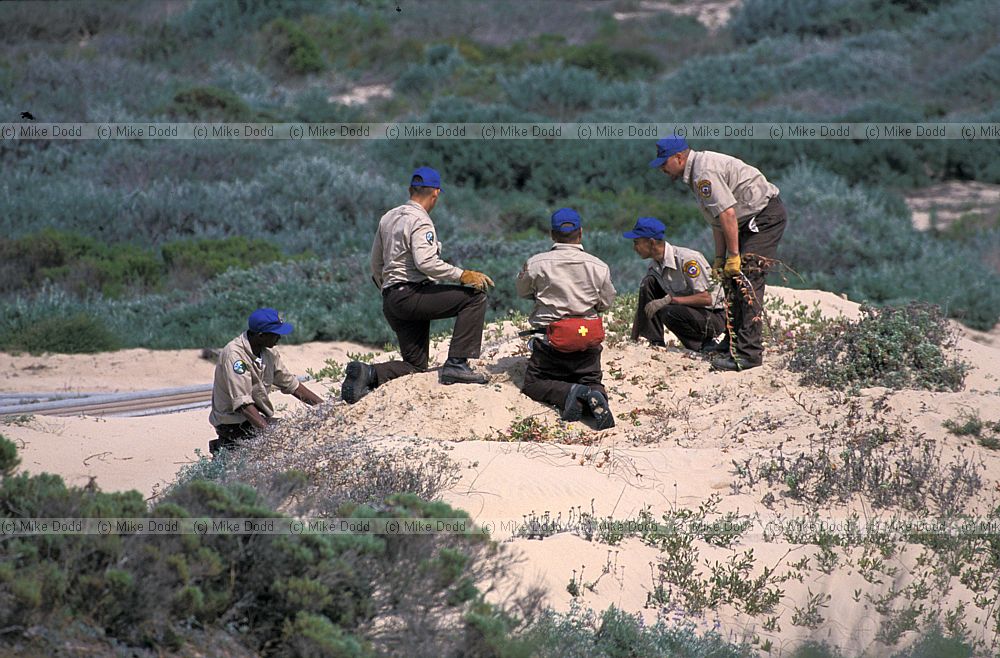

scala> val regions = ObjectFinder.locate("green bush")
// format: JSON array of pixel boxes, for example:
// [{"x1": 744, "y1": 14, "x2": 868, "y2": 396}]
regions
[
  {"x1": 173, "y1": 0, "x2": 319, "y2": 41},
  {"x1": 0, "y1": 228, "x2": 162, "y2": 299},
  {"x1": 777, "y1": 163, "x2": 1000, "y2": 329},
  {"x1": 565, "y1": 43, "x2": 662, "y2": 79},
  {"x1": 265, "y1": 17, "x2": 324, "y2": 74},
  {"x1": 788, "y1": 303, "x2": 967, "y2": 392},
  {"x1": 169, "y1": 86, "x2": 254, "y2": 121},
  {"x1": 729, "y1": 0, "x2": 951, "y2": 43},
  {"x1": 0, "y1": 0, "x2": 143, "y2": 42},
  {"x1": 0, "y1": 230, "x2": 290, "y2": 300},
  {"x1": 520, "y1": 603, "x2": 753, "y2": 657},
  {"x1": 379, "y1": 99, "x2": 657, "y2": 202},
  {"x1": 395, "y1": 44, "x2": 466, "y2": 97},
  {"x1": 1, "y1": 313, "x2": 121, "y2": 354},
  {"x1": 0, "y1": 436, "x2": 534, "y2": 655},
  {"x1": 501, "y1": 63, "x2": 646, "y2": 116},
  {"x1": 161, "y1": 235, "x2": 287, "y2": 281}
]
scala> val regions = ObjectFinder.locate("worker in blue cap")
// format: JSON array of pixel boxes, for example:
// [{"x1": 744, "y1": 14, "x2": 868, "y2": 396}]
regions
[
  {"x1": 516, "y1": 208, "x2": 617, "y2": 430},
  {"x1": 623, "y1": 216, "x2": 727, "y2": 352},
  {"x1": 209, "y1": 308, "x2": 323, "y2": 455},
  {"x1": 342, "y1": 166, "x2": 494, "y2": 404},
  {"x1": 649, "y1": 136, "x2": 787, "y2": 370}
]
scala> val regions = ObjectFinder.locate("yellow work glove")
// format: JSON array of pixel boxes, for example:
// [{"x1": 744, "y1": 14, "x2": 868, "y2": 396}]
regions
[
  {"x1": 712, "y1": 256, "x2": 724, "y2": 278},
  {"x1": 460, "y1": 269, "x2": 495, "y2": 292},
  {"x1": 723, "y1": 253, "x2": 742, "y2": 277}
]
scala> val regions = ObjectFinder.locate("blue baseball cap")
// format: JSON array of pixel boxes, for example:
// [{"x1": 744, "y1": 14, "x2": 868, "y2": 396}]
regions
[
  {"x1": 410, "y1": 166, "x2": 442, "y2": 189},
  {"x1": 648, "y1": 135, "x2": 689, "y2": 168},
  {"x1": 551, "y1": 207, "x2": 582, "y2": 233},
  {"x1": 623, "y1": 216, "x2": 665, "y2": 240},
  {"x1": 248, "y1": 308, "x2": 293, "y2": 335}
]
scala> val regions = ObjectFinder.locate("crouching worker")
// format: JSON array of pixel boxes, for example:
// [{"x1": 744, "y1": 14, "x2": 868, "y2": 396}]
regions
[
  {"x1": 624, "y1": 217, "x2": 727, "y2": 353},
  {"x1": 516, "y1": 208, "x2": 617, "y2": 430},
  {"x1": 208, "y1": 308, "x2": 322, "y2": 455},
  {"x1": 342, "y1": 166, "x2": 493, "y2": 404}
]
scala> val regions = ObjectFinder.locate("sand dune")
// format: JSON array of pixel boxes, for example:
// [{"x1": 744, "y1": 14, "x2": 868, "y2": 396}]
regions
[{"x1": 3, "y1": 286, "x2": 1000, "y2": 655}]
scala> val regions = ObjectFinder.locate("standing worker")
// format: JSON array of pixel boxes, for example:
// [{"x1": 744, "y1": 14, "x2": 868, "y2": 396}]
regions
[
  {"x1": 342, "y1": 166, "x2": 494, "y2": 403},
  {"x1": 649, "y1": 136, "x2": 787, "y2": 371},
  {"x1": 516, "y1": 208, "x2": 616, "y2": 429},
  {"x1": 209, "y1": 308, "x2": 323, "y2": 455},
  {"x1": 623, "y1": 216, "x2": 727, "y2": 352}
]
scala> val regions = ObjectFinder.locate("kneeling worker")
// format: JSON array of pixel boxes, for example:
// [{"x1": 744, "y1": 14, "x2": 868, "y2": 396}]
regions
[
  {"x1": 516, "y1": 208, "x2": 617, "y2": 430},
  {"x1": 209, "y1": 308, "x2": 323, "y2": 455},
  {"x1": 342, "y1": 166, "x2": 494, "y2": 404},
  {"x1": 624, "y1": 216, "x2": 727, "y2": 352}
]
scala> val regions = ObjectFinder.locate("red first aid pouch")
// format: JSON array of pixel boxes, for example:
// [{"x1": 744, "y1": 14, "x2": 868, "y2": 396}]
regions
[{"x1": 546, "y1": 317, "x2": 605, "y2": 352}]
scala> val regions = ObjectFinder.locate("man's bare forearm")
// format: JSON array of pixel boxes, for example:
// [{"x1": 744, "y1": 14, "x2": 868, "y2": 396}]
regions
[
  {"x1": 240, "y1": 404, "x2": 269, "y2": 430},
  {"x1": 292, "y1": 384, "x2": 323, "y2": 405}
]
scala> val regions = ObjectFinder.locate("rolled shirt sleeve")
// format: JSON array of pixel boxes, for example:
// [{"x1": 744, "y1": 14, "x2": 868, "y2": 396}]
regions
[{"x1": 219, "y1": 363, "x2": 254, "y2": 413}]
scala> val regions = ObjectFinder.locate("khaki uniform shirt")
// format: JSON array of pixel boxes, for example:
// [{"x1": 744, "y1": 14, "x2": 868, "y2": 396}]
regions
[
  {"x1": 516, "y1": 243, "x2": 617, "y2": 327},
  {"x1": 370, "y1": 200, "x2": 463, "y2": 289},
  {"x1": 683, "y1": 150, "x2": 779, "y2": 230},
  {"x1": 209, "y1": 332, "x2": 300, "y2": 427},
  {"x1": 649, "y1": 243, "x2": 722, "y2": 310}
]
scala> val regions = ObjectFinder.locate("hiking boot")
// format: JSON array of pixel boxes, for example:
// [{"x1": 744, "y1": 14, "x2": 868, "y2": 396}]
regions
[
  {"x1": 561, "y1": 383, "x2": 590, "y2": 422},
  {"x1": 710, "y1": 355, "x2": 759, "y2": 372},
  {"x1": 439, "y1": 358, "x2": 489, "y2": 385},
  {"x1": 583, "y1": 389, "x2": 615, "y2": 430},
  {"x1": 700, "y1": 333, "x2": 729, "y2": 354},
  {"x1": 341, "y1": 361, "x2": 376, "y2": 403}
]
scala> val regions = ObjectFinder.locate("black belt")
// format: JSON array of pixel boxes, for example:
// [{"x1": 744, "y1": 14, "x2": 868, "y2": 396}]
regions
[
  {"x1": 382, "y1": 280, "x2": 428, "y2": 297},
  {"x1": 518, "y1": 327, "x2": 546, "y2": 337}
]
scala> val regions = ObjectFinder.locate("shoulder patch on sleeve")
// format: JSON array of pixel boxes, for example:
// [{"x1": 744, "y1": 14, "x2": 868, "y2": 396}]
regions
[
  {"x1": 425, "y1": 231, "x2": 434, "y2": 245},
  {"x1": 232, "y1": 359, "x2": 247, "y2": 375},
  {"x1": 684, "y1": 259, "x2": 701, "y2": 279},
  {"x1": 696, "y1": 179, "x2": 712, "y2": 199}
]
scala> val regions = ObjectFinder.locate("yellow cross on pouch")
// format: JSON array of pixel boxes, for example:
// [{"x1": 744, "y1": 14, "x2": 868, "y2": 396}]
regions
[{"x1": 578, "y1": 326, "x2": 588, "y2": 336}]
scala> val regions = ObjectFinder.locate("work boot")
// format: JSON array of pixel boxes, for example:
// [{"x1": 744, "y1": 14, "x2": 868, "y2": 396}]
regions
[
  {"x1": 561, "y1": 383, "x2": 589, "y2": 422},
  {"x1": 710, "y1": 355, "x2": 759, "y2": 372},
  {"x1": 341, "y1": 361, "x2": 377, "y2": 403},
  {"x1": 439, "y1": 357, "x2": 489, "y2": 385},
  {"x1": 583, "y1": 389, "x2": 615, "y2": 430},
  {"x1": 700, "y1": 333, "x2": 729, "y2": 354}
]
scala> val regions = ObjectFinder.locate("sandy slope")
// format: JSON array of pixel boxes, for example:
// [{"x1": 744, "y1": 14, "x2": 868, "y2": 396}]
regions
[{"x1": 3, "y1": 286, "x2": 1000, "y2": 655}]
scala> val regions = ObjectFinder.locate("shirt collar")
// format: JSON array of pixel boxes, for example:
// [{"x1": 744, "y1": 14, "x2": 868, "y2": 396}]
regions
[
  {"x1": 239, "y1": 331, "x2": 252, "y2": 354},
  {"x1": 405, "y1": 199, "x2": 430, "y2": 218},
  {"x1": 656, "y1": 242, "x2": 677, "y2": 270},
  {"x1": 682, "y1": 150, "x2": 697, "y2": 186},
  {"x1": 551, "y1": 243, "x2": 585, "y2": 251},
  {"x1": 239, "y1": 331, "x2": 266, "y2": 365}
]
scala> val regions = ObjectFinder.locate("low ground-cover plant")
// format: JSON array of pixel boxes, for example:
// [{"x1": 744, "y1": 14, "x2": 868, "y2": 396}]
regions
[
  {"x1": 944, "y1": 410, "x2": 1000, "y2": 450},
  {"x1": 733, "y1": 398, "x2": 982, "y2": 513},
  {"x1": 521, "y1": 603, "x2": 754, "y2": 657},
  {"x1": 787, "y1": 303, "x2": 967, "y2": 393}
]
